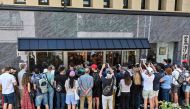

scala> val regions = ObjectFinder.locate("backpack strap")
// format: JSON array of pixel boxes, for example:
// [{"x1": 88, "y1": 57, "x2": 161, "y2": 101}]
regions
[{"x1": 44, "y1": 73, "x2": 55, "y2": 90}]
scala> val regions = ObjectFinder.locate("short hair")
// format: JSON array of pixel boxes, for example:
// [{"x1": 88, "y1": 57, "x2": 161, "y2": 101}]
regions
[
  {"x1": 4, "y1": 67, "x2": 11, "y2": 72},
  {"x1": 58, "y1": 67, "x2": 65, "y2": 72},
  {"x1": 20, "y1": 63, "x2": 26, "y2": 69}
]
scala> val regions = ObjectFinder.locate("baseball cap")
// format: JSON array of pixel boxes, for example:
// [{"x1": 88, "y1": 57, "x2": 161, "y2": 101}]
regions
[
  {"x1": 91, "y1": 64, "x2": 97, "y2": 69},
  {"x1": 147, "y1": 67, "x2": 154, "y2": 75}
]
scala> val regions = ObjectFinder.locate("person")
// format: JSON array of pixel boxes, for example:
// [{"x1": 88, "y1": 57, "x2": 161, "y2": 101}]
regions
[
  {"x1": 78, "y1": 68, "x2": 93, "y2": 109},
  {"x1": 141, "y1": 65, "x2": 155, "y2": 109},
  {"x1": 160, "y1": 68, "x2": 173, "y2": 102},
  {"x1": 65, "y1": 71, "x2": 78, "y2": 109},
  {"x1": 184, "y1": 67, "x2": 190, "y2": 106},
  {"x1": 0, "y1": 67, "x2": 17, "y2": 109},
  {"x1": 131, "y1": 65, "x2": 142, "y2": 109},
  {"x1": 99, "y1": 64, "x2": 116, "y2": 109},
  {"x1": 119, "y1": 72, "x2": 132, "y2": 109},
  {"x1": 152, "y1": 64, "x2": 164, "y2": 109},
  {"x1": 18, "y1": 63, "x2": 27, "y2": 100},
  {"x1": 171, "y1": 65, "x2": 181, "y2": 106},
  {"x1": 54, "y1": 66, "x2": 67, "y2": 109},
  {"x1": 21, "y1": 73, "x2": 35, "y2": 109},
  {"x1": 45, "y1": 66, "x2": 55, "y2": 109},
  {"x1": 91, "y1": 64, "x2": 101, "y2": 109},
  {"x1": 32, "y1": 66, "x2": 49, "y2": 109}
]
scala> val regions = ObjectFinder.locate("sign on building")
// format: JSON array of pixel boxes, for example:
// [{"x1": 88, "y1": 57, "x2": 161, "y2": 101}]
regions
[{"x1": 181, "y1": 35, "x2": 189, "y2": 62}]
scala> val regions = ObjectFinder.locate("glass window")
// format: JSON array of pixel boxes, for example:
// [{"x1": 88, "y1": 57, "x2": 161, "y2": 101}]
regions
[
  {"x1": 83, "y1": 0, "x2": 91, "y2": 7},
  {"x1": 158, "y1": 0, "x2": 162, "y2": 10},
  {"x1": 14, "y1": 0, "x2": 26, "y2": 4},
  {"x1": 39, "y1": 0, "x2": 49, "y2": 5},
  {"x1": 104, "y1": 0, "x2": 110, "y2": 8},
  {"x1": 68, "y1": 52, "x2": 86, "y2": 66},
  {"x1": 141, "y1": 0, "x2": 146, "y2": 9},
  {"x1": 62, "y1": 0, "x2": 71, "y2": 6},
  {"x1": 123, "y1": 0, "x2": 128, "y2": 8},
  {"x1": 106, "y1": 51, "x2": 121, "y2": 67},
  {"x1": 122, "y1": 51, "x2": 136, "y2": 66},
  {"x1": 87, "y1": 51, "x2": 103, "y2": 65}
]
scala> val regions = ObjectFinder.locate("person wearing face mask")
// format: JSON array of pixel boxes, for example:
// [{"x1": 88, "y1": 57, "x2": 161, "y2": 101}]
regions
[{"x1": 99, "y1": 64, "x2": 116, "y2": 109}]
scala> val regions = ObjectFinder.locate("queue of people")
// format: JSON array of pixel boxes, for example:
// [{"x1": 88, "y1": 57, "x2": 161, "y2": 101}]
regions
[{"x1": 0, "y1": 59, "x2": 190, "y2": 109}]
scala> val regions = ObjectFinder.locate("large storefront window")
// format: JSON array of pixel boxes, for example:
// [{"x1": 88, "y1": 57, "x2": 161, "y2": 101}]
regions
[
  {"x1": 68, "y1": 52, "x2": 86, "y2": 66},
  {"x1": 106, "y1": 51, "x2": 122, "y2": 66},
  {"x1": 122, "y1": 51, "x2": 136, "y2": 66},
  {"x1": 87, "y1": 51, "x2": 103, "y2": 65}
]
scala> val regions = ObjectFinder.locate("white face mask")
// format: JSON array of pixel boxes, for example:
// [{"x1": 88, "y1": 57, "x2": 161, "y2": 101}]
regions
[{"x1": 106, "y1": 73, "x2": 112, "y2": 79}]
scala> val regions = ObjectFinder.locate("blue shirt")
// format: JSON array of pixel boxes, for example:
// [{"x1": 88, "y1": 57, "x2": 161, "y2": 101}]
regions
[
  {"x1": 78, "y1": 74, "x2": 93, "y2": 96},
  {"x1": 161, "y1": 75, "x2": 172, "y2": 89}
]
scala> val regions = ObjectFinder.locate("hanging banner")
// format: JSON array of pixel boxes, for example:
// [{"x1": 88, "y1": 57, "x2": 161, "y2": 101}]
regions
[{"x1": 181, "y1": 35, "x2": 189, "y2": 63}]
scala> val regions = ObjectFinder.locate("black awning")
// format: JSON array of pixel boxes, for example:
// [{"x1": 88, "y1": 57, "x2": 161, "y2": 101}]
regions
[{"x1": 18, "y1": 38, "x2": 150, "y2": 51}]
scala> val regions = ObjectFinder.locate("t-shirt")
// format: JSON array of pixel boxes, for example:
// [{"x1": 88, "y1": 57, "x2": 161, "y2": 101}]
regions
[
  {"x1": 46, "y1": 72, "x2": 54, "y2": 92},
  {"x1": 172, "y1": 69, "x2": 181, "y2": 85},
  {"x1": 55, "y1": 74, "x2": 67, "y2": 93},
  {"x1": 65, "y1": 79, "x2": 78, "y2": 95},
  {"x1": 161, "y1": 75, "x2": 172, "y2": 89},
  {"x1": 101, "y1": 76, "x2": 115, "y2": 96},
  {"x1": 142, "y1": 71, "x2": 155, "y2": 91},
  {"x1": 153, "y1": 72, "x2": 163, "y2": 91},
  {"x1": 18, "y1": 69, "x2": 26, "y2": 90},
  {"x1": 119, "y1": 79, "x2": 132, "y2": 92},
  {"x1": 0, "y1": 73, "x2": 16, "y2": 94},
  {"x1": 92, "y1": 72, "x2": 102, "y2": 96}
]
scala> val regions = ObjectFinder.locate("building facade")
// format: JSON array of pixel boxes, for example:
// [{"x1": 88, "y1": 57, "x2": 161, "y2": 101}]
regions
[{"x1": 0, "y1": 0, "x2": 190, "y2": 69}]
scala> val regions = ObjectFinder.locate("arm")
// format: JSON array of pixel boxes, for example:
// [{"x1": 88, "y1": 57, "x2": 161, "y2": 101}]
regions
[
  {"x1": 99, "y1": 64, "x2": 106, "y2": 78},
  {"x1": 151, "y1": 63, "x2": 157, "y2": 72},
  {"x1": 12, "y1": 76, "x2": 17, "y2": 86},
  {"x1": 28, "y1": 83, "x2": 31, "y2": 92}
]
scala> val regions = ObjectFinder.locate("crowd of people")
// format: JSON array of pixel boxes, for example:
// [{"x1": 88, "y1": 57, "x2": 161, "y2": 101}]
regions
[{"x1": 0, "y1": 59, "x2": 190, "y2": 109}]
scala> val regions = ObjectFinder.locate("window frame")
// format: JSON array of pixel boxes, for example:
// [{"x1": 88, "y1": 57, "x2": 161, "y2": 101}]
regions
[
  {"x1": 61, "y1": 0, "x2": 71, "y2": 6},
  {"x1": 141, "y1": 0, "x2": 146, "y2": 9},
  {"x1": 83, "y1": 0, "x2": 91, "y2": 7},
  {"x1": 39, "y1": 0, "x2": 49, "y2": 5},
  {"x1": 14, "y1": 0, "x2": 26, "y2": 4},
  {"x1": 123, "y1": 0, "x2": 128, "y2": 9},
  {"x1": 158, "y1": 0, "x2": 162, "y2": 10}
]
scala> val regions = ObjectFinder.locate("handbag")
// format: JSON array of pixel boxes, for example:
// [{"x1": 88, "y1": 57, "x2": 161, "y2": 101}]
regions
[{"x1": 74, "y1": 90, "x2": 80, "y2": 101}]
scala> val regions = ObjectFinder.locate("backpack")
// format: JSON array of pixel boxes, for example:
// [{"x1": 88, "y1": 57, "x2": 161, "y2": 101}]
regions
[
  {"x1": 38, "y1": 75, "x2": 48, "y2": 94},
  {"x1": 173, "y1": 71, "x2": 185, "y2": 85},
  {"x1": 103, "y1": 78, "x2": 114, "y2": 96}
]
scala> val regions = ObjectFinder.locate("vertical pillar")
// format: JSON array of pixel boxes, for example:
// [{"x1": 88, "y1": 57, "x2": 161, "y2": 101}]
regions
[
  {"x1": 70, "y1": 0, "x2": 83, "y2": 8},
  {"x1": 49, "y1": 0, "x2": 61, "y2": 7},
  {"x1": 1, "y1": 0, "x2": 13, "y2": 4},
  {"x1": 26, "y1": 0, "x2": 38, "y2": 6},
  {"x1": 91, "y1": 0, "x2": 103, "y2": 8},
  {"x1": 64, "y1": 51, "x2": 68, "y2": 67},
  {"x1": 146, "y1": 0, "x2": 159, "y2": 10},
  {"x1": 103, "y1": 51, "x2": 106, "y2": 64},
  {"x1": 162, "y1": 0, "x2": 175, "y2": 11},
  {"x1": 128, "y1": 0, "x2": 141, "y2": 10},
  {"x1": 110, "y1": 0, "x2": 123, "y2": 9},
  {"x1": 177, "y1": 0, "x2": 190, "y2": 12}
]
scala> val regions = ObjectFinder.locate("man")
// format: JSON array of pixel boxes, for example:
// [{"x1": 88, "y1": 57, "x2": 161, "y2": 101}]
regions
[
  {"x1": 171, "y1": 65, "x2": 182, "y2": 106},
  {"x1": 32, "y1": 66, "x2": 49, "y2": 109},
  {"x1": 0, "y1": 67, "x2": 17, "y2": 109},
  {"x1": 99, "y1": 64, "x2": 116, "y2": 109},
  {"x1": 78, "y1": 68, "x2": 94, "y2": 109},
  {"x1": 18, "y1": 63, "x2": 27, "y2": 97}
]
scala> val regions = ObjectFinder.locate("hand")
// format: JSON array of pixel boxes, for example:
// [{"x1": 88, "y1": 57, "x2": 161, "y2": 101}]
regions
[{"x1": 102, "y1": 64, "x2": 106, "y2": 69}]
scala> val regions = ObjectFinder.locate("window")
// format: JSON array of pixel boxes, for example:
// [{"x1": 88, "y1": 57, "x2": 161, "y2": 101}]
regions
[
  {"x1": 123, "y1": 0, "x2": 128, "y2": 8},
  {"x1": 141, "y1": 0, "x2": 146, "y2": 9},
  {"x1": 83, "y1": 0, "x2": 91, "y2": 7},
  {"x1": 39, "y1": 0, "x2": 49, "y2": 5},
  {"x1": 175, "y1": 0, "x2": 178, "y2": 11},
  {"x1": 104, "y1": 0, "x2": 110, "y2": 8},
  {"x1": 158, "y1": 0, "x2": 162, "y2": 10},
  {"x1": 61, "y1": 0, "x2": 71, "y2": 6},
  {"x1": 14, "y1": 0, "x2": 26, "y2": 4}
]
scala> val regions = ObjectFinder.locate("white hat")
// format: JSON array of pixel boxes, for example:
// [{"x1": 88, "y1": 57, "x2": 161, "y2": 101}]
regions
[{"x1": 147, "y1": 67, "x2": 154, "y2": 75}]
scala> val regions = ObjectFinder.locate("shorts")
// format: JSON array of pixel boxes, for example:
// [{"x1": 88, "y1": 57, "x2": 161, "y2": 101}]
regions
[
  {"x1": 142, "y1": 90, "x2": 154, "y2": 99},
  {"x1": 3, "y1": 92, "x2": 15, "y2": 104},
  {"x1": 185, "y1": 85, "x2": 190, "y2": 92},
  {"x1": 66, "y1": 94, "x2": 78, "y2": 105},
  {"x1": 153, "y1": 90, "x2": 159, "y2": 97},
  {"x1": 171, "y1": 85, "x2": 180, "y2": 93},
  {"x1": 35, "y1": 93, "x2": 48, "y2": 106}
]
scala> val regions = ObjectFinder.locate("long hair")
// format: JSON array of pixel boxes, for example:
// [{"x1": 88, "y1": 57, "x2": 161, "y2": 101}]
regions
[
  {"x1": 133, "y1": 68, "x2": 141, "y2": 85},
  {"x1": 22, "y1": 73, "x2": 31, "y2": 86},
  {"x1": 69, "y1": 76, "x2": 75, "y2": 89},
  {"x1": 123, "y1": 72, "x2": 132, "y2": 86}
]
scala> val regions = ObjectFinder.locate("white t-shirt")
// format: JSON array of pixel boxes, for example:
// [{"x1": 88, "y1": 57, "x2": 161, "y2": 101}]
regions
[
  {"x1": 18, "y1": 69, "x2": 26, "y2": 89},
  {"x1": 119, "y1": 79, "x2": 132, "y2": 92},
  {"x1": 0, "y1": 73, "x2": 16, "y2": 94},
  {"x1": 142, "y1": 71, "x2": 155, "y2": 91},
  {"x1": 172, "y1": 69, "x2": 181, "y2": 85}
]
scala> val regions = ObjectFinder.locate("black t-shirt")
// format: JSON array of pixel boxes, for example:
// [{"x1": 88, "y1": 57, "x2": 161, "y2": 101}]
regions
[
  {"x1": 55, "y1": 74, "x2": 67, "y2": 93},
  {"x1": 92, "y1": 71, "x2": 102, "y2": 97},
  {"x1": 153, "y1": 72, "x2": 163, "y2": 91},
  {"x1": 102, "y1": 76, "x2": 115, "y2": 96}
]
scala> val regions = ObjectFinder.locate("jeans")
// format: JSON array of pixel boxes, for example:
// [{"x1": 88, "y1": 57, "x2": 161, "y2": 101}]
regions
[
  {"x1": 102, "y1": 95, "x2": 113, "y2": 109},
  {"x1": 120, "y1": 92, "x2": 130, "y2": 109},
  {"x1": 56, "y1": 92, "x2": 66, "y2": 109},
  {"x1": 160, "y1": 88, "x2": 170, "y2": 102},
  {"x1": 80, "y1": 96, "x2": 92, "y2": 109},
  {"x1": 48, "y1": 90, "x2": 54, "y2": 109}
]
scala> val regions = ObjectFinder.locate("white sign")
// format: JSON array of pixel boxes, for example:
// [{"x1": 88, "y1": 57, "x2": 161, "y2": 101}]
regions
[{"x1": 181, "y1": 35, "x2": 189, "y2": 61}]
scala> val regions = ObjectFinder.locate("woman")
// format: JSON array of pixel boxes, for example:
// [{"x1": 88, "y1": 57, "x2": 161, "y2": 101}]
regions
[
  {"x1": 21, "y1": 73, "x2": 35, "y2": 109},
  {"x1": 65, "y1": 71, "x2": 78, "y2": 109},
  {"x1": 119, "y1": 72, "x2": 132, "y2": 109},
  {"x1": 91, "y1": 64, "x2": 101, "y2": 109},
  {"x1": 55, "y1": 66, "x2": 67, "y2": 109},
  {"x1": 160, "y1": 68, "x2": 173, "y2": 102}
]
